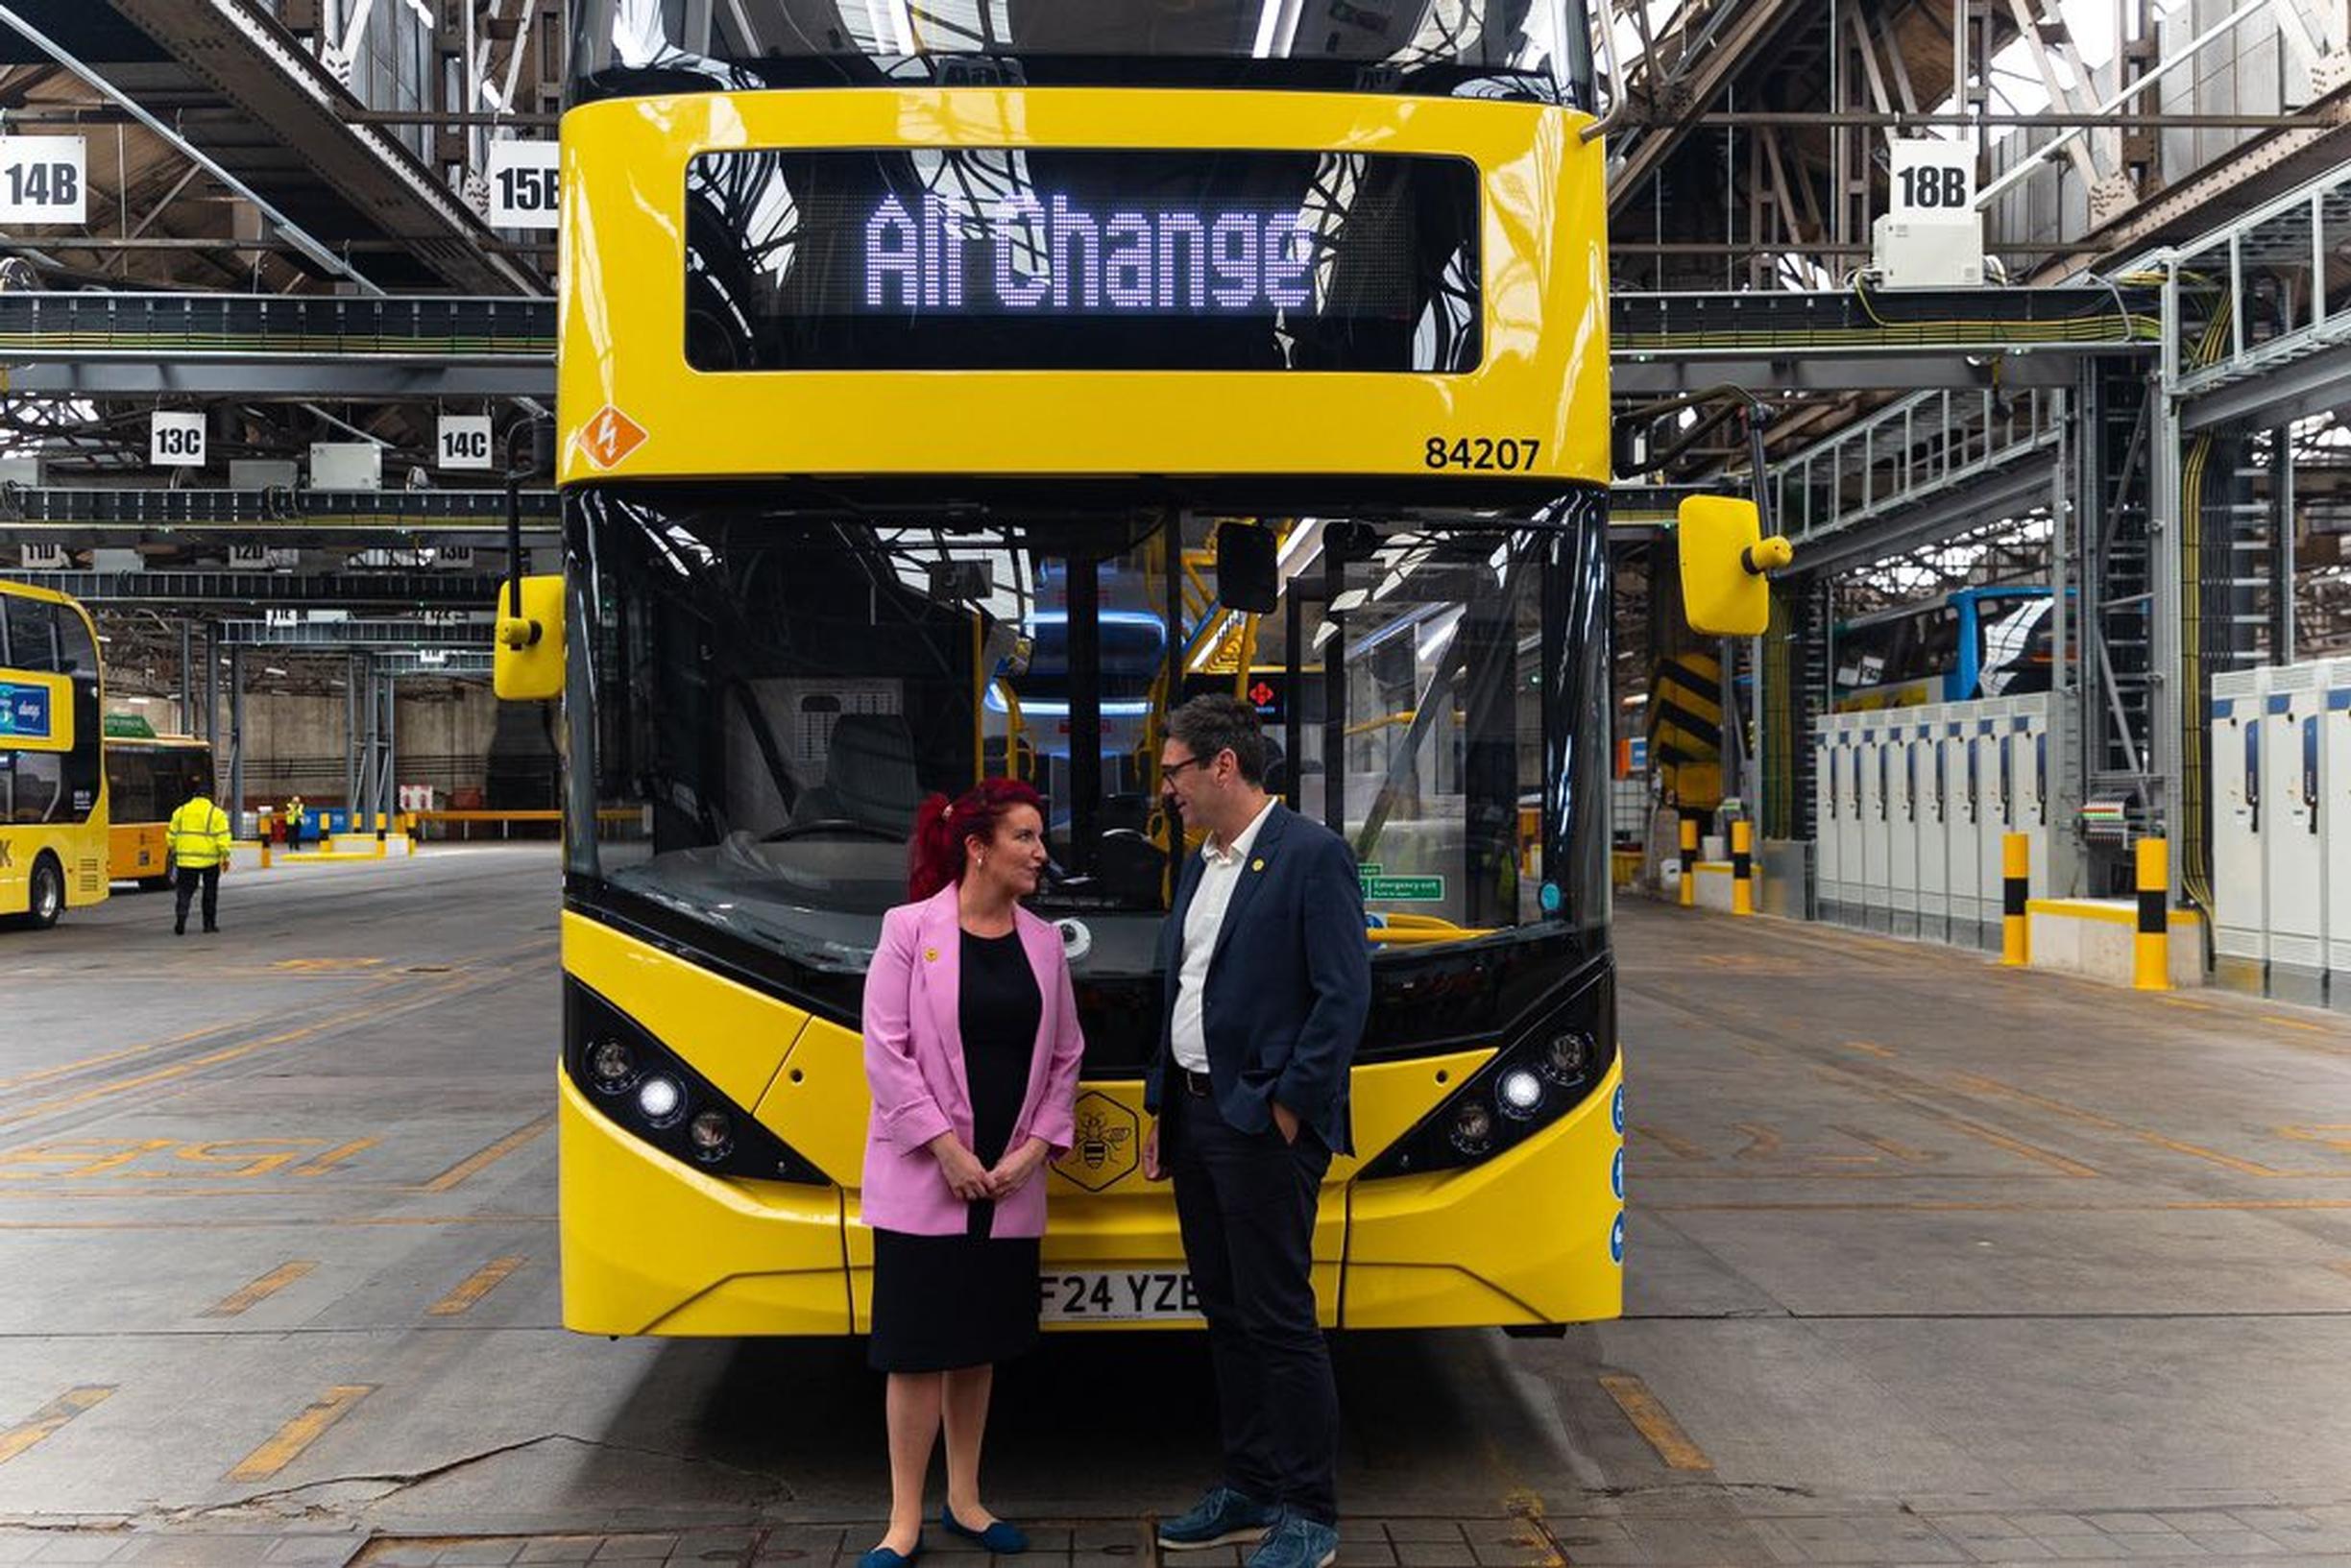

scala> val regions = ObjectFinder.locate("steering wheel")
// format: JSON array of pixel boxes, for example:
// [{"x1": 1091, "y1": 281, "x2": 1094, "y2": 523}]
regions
[{"x1": 760, "y1": 818, "x2": 905, "y2": 844}]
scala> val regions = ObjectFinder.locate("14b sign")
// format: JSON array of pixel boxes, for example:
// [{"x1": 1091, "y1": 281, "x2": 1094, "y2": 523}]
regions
[{"x1": 0, "y1": 135, "x2": 85, "y2": 225}]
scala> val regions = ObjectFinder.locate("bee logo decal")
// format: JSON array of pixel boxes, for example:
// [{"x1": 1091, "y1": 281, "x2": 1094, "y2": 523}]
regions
[{"x1": 1056, "y1": 1090, "x2": 1140, "y2": 1193}]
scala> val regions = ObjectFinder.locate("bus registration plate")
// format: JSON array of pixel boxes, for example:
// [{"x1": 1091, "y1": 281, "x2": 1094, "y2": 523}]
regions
[{"x1": 1039, "y1": 1269, "x2": 1201, "y2": 1323}]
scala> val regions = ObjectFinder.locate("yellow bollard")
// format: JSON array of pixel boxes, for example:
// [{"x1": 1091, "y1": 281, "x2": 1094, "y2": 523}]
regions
[
  {"x1": 404, "y1": 813, "x2": 418, "y2": 856},
  {"x1": 1730, "y1": 819, "x2": 1754, "y2": 916},
  {"x1": 1678, "y1": 818, "x2": 1697, "y2": 908},
  {"x1": 2001, "y1": 832, "x2": 2030, "y2": 966},
  {"x1": 2134, "y1": 836, "x2": 2169, "y2": 991}
]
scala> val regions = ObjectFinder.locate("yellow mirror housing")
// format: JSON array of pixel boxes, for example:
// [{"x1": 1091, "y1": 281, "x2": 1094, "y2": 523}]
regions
[
  {"x1": 493, "y1": 574, "x2": 567, "y2": 701},
  {"x1": 1677, "y1": 495, "x2": 1794, "y2": 638}
]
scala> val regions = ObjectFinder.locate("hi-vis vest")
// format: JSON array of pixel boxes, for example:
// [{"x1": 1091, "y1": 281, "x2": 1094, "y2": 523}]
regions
[{"x1": 167, "y1": 797, "x2": 231, "y2": 869}]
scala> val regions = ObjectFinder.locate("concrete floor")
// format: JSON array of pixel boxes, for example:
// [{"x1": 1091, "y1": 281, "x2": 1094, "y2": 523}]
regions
[{"x1": 4, "y1": 853, "x2": 2351, "y2": 1566}]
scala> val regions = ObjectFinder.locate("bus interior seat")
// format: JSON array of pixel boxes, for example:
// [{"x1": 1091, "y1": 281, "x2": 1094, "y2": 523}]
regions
[{"x1": 798, "y1": 712, "x2": 926, "y2": 835}]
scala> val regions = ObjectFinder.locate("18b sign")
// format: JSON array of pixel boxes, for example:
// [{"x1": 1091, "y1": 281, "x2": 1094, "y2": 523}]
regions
[
  {"x1": 437, "y1": 415, "x2": 494, "y2": 470},
  {"x1": 1889, "y1": 139, "x2": 1975, "y2": 215},
  {"x1": 0, "y1": 135, "x2": 85, "y2": 225},
  {"x1": 151, "y1": 411, "x2": 206, "y2": 469},
  {"x1": 486, "y1": 141, "x2": 560, "y2": 229}
]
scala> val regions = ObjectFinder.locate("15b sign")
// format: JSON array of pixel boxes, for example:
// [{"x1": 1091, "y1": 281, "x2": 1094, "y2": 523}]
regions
[
  {"x1": 486, "y1": 141, "x2": 560, "y2": 229},
  {"x1": 1889, "y1": 139, "x2": 1975, "y2": 215},
  {"x1": 437, "y1": 415, "x2": 494, "y2": 470},
  {"x1": 151, "y1": 411, "x2": 206, "y2": 468},
  {"x1": 0, "y1": 135, "x2": 85, "y2": 225}
]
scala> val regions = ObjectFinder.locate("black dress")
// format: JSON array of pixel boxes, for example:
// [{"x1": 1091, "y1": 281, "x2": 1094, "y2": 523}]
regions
[{"x1": 869, "y1": 928, "x2": 1043, "y2": 1372}]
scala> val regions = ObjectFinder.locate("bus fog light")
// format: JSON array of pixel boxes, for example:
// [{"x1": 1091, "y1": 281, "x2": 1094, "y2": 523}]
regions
[
  {"x1": 1539, "y1": 1030, "x2": 1592, "y2": 1084},
  {"x1": 1449, "y1": 1100, "x2": 1494, "y2": 1152},
  {"x1": 689, "y1": 1109, "x2": 733, "y2": 1160},
  {"x1": 590, "y1": 1039, "x2": 636, "y2": 1090},
  {"x1": 636, "y1": 1074, "x2": 685, "y2": 1126},
  {"x1": 1497, "y1": 1069, "x2": 1544, "y2": 1121}
]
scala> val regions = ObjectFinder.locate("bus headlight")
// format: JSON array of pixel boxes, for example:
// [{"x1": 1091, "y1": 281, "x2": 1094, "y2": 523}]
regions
[
  {"x1": 1496, "y1": 1069, "x2": 1544, "y2": 1121},
  {"x1": 1450, "y1": 1100, "x2": 1494, "y2": 1154},
  {"x1": 1539, "y1": 1030, "x2": 1592, "y2": 1084},
  {"x1": 564, "y1": 977, "x2": 830, "y2": 1185},
  {"x1": 636, "y1": 1074, "x2": 685, "y2": 1126},
  {"x1": 689, "y1": 1110, "x2": 734, "y2": 1161},
  {"x1": 590, "y1": 1039, "x2": 638, "y2": 1091},
  {"x1": 1358, "y1": 968, "x2": 1616, "y2": 1180}
]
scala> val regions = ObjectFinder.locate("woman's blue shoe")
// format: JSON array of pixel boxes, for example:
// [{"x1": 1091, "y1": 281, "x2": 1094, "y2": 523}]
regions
[
  {"x1": 940, "y1": 1505, "x2": 1030, "y2": 1555},
  {"x1": 858, "y1": 1538, "x2": 924, "y2": 1568}
]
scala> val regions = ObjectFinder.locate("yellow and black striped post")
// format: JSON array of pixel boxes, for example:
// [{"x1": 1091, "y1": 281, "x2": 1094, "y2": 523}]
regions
[
  {"x1": 1730, "y1": 820, "x2": 1755, "y2": 917},
  {"x1": 1678, "y1": 818, "x2": 1697, "y2": 908},
  {"x1": 2000, "y1": 832, "x2": 2030, "y2": 966},
  {"x1": 2134, "y1": 836, "x2": 2169, "y2": 991}
]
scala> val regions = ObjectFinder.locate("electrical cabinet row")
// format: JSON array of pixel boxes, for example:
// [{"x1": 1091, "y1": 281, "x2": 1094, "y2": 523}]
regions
[
  {"x1": 2209, "y1": 661, "x2": 2351, "y2": 1002},
  {"x1": 1810, "y1": 695, "x2": 2051, "y2": 946}
]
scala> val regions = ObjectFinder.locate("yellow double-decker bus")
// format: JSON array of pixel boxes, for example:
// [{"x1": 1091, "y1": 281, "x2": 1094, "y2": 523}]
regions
[
  {"x1": 535, "y1": 0, "x2": 1652, "y2": 1337},
  {"x1": 0, "y1": 579, "x2": 108, "y2": 929},
  {"x1": 104, "y1": 725, "x2": 216, "y2": 890}
]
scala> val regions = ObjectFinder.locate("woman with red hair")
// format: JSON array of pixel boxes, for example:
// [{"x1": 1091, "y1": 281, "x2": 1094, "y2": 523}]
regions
[{"x1": 857, "y1": 778, "x2": 1085, "y2": 1568}]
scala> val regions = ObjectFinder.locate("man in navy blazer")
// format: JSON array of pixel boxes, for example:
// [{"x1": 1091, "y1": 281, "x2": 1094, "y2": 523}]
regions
[{"x1": 1143, "y1": 694, "x2": 1369, "y2": 1568}]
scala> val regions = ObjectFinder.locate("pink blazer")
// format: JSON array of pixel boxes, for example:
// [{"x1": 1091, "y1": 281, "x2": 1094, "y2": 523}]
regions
[{"x1": 860, "y1": 884, "x2": 1087, "y2": 1238}]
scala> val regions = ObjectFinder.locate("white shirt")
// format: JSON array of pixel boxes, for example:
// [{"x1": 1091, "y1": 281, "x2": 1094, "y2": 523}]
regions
[{"x1": 1171, "y1": 796, "x2": 1279, "y2": 1073}]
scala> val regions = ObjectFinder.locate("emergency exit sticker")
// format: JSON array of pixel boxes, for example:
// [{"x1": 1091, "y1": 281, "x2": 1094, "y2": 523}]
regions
[{"x1": 0, "y1": 136, "x2": 85, "y2": 225}]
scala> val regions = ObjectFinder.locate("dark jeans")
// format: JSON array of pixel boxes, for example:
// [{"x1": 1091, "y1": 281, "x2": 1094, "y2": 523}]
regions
[
  {"x1": 1169, "y1": 1083, "x2": 1339, "y2": 1525},
  {"x1": 173, "y1": 864, "x2": 220, "y2": 931}
]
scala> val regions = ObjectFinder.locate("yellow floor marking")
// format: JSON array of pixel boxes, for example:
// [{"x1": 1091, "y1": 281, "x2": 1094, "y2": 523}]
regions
[
  {"x1": 1832, "y1": 1126, "x2": 1936, "y2": 1162},
  {"x1": 1946, "y1": 1072, "x2": 2285, "y2": 1176},
  {"x1": 226, "y1": 1386, "x2": 376, "y2": 1483},
  {"x1": 0, "y1": 962, "x2": 512, "y2": 1127},
  {"x1": 2260, "y1": 1013, "x2": 2330, "y2": 1033},
  {"x1": 1732, "y1": 1123, "x2": 1783, "y2": 1160},
  {"x1": 0, "y1": 966, "x2": 426, "y2": 1093},
  {"x1": 296, "y1": 1139, "x2": 377, "y2": 1176},
  {"x1": 1880, "y1": 1099, "x2": 2101, "y2": 1178},
  {"x1": 420, "y1": 1114, "x2": 554, "y2": 1193},
  {"x1": 1597, "y1": 1373, "x2": 1712, "y2": 1471},
  {"x1": 2160, "y1": 995, "x2": 2217, "y2": 1012},
  {"x1": 0, "y1": 1386, "x2": 113, "y2": 1466},
  {"x1": 1843, "y1": 1041, "x2": 1898, "y2": 1057},
  {"x1": 200, "y1": 1260, "x2": 316, "y2": 1317},
  {"x1": 426, "y1": 1255, "x2": 527, "y2": 1316},
  {"x1": 1631, "y1": 1123, "x2": 1711, "y2": 1161}
]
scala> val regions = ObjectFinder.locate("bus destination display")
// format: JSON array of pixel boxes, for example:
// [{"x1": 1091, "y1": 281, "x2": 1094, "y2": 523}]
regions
[{"x1": 685, "y1": 149, "x2": 1481, "y2": 373}]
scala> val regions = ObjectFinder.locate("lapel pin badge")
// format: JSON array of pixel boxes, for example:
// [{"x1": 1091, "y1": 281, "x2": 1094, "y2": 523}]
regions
[
  {"x1": 923, "y1": 946, "x2": 939, "y2": 962},
  {"x1": 1250, "y1": 857, "x2": 1266, "y2": 872}
]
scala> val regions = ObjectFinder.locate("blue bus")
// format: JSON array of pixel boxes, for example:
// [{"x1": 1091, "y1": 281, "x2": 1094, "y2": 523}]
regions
[{"x1": 1833, "y1": 587, "x2": 2055, "y2": 711}]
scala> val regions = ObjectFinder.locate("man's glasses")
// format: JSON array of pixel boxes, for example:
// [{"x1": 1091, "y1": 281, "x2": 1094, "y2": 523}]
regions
[{"x1": 1161, "y1": 753, "x2": 1215, "y2": 783}]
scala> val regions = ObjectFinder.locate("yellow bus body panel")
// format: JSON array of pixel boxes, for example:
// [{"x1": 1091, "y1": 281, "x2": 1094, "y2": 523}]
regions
[
  {"x1": 1345, "y1": 1059, "x2": 1624, "y2": 1327},
  {"x1": 1, "y1": 581, "x2": 109, "y2": 918},
  {"x1": 109, "y1": 823, "x2": 168, "y2": 881},
  {"x1": 556, "y1": 88, "x2": 1610, "y2": 487},
  {"x1": 559, "y1": 1073, "x2": 852, "y2": 1336},
  {"x1": 558, "y1": 922, "x2": 1622, "y2": 1334}
]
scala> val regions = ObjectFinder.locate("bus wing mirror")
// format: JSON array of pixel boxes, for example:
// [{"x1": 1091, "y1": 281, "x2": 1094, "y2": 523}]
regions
[
  {"x1": 1215, "y1": 522, "x2": 1280, "y2": 615},
  {"x1": 1678, "y1": 495, "x2": 1793, "y2": 638},
  {"x1": 494, "y1": 574, "x2": 567, "y2": 701}
]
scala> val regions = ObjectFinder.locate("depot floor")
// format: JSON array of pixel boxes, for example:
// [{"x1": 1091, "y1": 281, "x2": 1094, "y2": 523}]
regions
[{"x1": 3, "y1": 849, "x2": 2350, "y2": 1567}]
